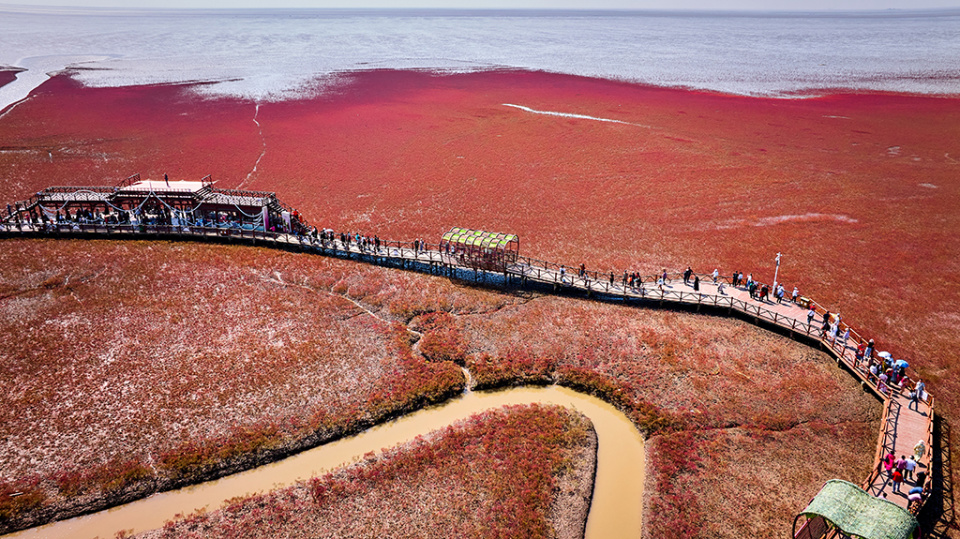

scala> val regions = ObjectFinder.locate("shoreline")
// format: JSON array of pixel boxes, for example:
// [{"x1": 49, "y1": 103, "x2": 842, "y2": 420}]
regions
[{"x1": 3, "y1": 65, "x2": 959, "y2": 117}]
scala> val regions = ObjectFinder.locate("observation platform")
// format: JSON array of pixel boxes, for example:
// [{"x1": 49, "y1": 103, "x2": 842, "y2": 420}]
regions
[{"x1": 3, "y1": 175, "x2": 306, "y2": 235}]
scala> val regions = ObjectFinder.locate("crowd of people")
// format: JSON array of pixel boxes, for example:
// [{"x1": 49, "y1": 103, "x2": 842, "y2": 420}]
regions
[
  {"x1": 881, "y1": 443, "x2": 928, "y2": 505},
  {"x1": 305, "y1": 228, "x2": 442, "y2": 260}
]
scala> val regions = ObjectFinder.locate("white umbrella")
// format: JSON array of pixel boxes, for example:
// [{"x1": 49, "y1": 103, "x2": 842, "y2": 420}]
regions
[{"x1": 878, "y1": 351, "x2": 892, "y2": 359}]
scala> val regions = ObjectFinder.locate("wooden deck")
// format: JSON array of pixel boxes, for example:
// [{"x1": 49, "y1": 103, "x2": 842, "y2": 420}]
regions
[{"x1": 0, "y1": 221, "x2": 937, "y2": 515}]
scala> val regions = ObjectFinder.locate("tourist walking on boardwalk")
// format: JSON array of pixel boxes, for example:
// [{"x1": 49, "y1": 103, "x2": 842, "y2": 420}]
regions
[
  {"x1": 610, "y1": 272, "x2": 615, "y2": 286},
  {"x1": 912, "y1": 379, "x2": 926, "y2": 411},
  {"x1": 792, "y1": 286, "x2": 799, "y2": 303},
  {"x1": 693, "y1": 276, "x2": 700, "y2": 292},
  {"x1": 895, "y1": 456, "x2": 907, "y2": 478},
  {"x1": 892, "y1": 469, "x2": 904, "y2": 493},
  {"x1": 904, "y1": 456, "x2": 917, "y2": 481},
  {"x1": 662, "y1": 268, "x2": 668, "y2": 285},
  {"x1": 913, "y1": 440, "x2": 926, "y2": 462},
  {"x1": 807, "y1": 307, "x2": 816, "y2": 327},
  {"x1": 683, "y1": 266, "x2": 692, "y2": 284},
  {"x1": 878, "y1": 370, "x2": 890, "y2": 394},
  {"x1": 712, "y1": 268, "x2": 719, "y2": 283},
  {"x1": 884, "y1": 452, "x2": 896, "y2": 475},
  {"x1": 856, "y1": 341, "x2": 868, "y2": 366},
  {"x1": 559, "y1": 265, "x2": 567, "y2": 283}
]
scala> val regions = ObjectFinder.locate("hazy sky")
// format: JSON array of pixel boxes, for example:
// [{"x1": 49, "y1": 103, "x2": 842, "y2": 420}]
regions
[{"x1": 3, "y1": 0, "x2": 959, "y2": 10}]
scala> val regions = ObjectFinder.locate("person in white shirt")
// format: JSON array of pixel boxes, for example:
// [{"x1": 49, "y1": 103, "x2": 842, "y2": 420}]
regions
[{"x1": 904, "y1": 456, "x2": 917, "y2": 481}]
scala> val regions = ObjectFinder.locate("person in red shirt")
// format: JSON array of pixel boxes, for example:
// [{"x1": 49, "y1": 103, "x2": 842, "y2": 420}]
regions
[{"x1": 892, "y1": 469, "x2": 904, "y2": 493}]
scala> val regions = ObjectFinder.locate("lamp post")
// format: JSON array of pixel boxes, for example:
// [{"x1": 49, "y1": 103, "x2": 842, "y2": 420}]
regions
[{"x1": 773, "y1": 252, "x2": 781, "y2": 291}]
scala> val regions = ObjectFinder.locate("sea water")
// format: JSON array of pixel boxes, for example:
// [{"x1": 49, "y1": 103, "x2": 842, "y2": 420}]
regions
[{"x1": 1, "y1": 7, "x2": 959, "y2": 110}]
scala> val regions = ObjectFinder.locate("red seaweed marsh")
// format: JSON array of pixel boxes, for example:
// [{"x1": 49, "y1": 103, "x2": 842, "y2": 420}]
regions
[{"x1": 1, "y1": 69, "x2": 958, "y2": 538}]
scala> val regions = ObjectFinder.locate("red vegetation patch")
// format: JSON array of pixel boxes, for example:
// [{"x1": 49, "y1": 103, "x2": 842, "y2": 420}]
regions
[
  {"x1": 643, "y1": 421, "x2": 878, "y2": 538},
  {"x1": 0, "y1": 239, "x2": 479, "y2": 531},
  {"x1": 1, "y1": 70, "x2": 955, "y2": 408},
  {"x1": 0, "y1": 75, "x2": 259, "y2": 199},
  {"x1": 411, "y1": 311, "x2": 469, "y2": 364},
  {"x1": 138, "y1": 404, "x2": 595, "y2": 539},
  {"x1": 0, "y1": 69, "x2": 20, "y2": 90},
  {"x1": 0, "y1": 239, "x2": 879, "y2": 537},
  {"x1": 461, "y1": 296, "x2": 877, "y2": 434},
  {"x1": 1, "y1": 68, "x2": 956, "y2": 534}
]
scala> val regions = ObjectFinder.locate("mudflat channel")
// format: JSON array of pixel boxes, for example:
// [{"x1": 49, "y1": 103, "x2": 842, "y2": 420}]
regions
[{"x1": 7, "y1": 385, "x2": 645, "y2": 539}]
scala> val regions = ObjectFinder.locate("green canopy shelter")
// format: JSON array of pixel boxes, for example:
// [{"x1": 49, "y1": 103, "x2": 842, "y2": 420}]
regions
[
  {"x1": 441, "y1": 227, "x2": 519, "y2": 272},
  {"x1": 793, "y1": 480, "x2": 919, "y2": 539}
]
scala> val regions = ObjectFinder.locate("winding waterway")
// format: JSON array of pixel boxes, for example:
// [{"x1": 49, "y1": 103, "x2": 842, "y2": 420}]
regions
[{"x1": 6, "y1": 385, "x2": 645, "y2": 539}]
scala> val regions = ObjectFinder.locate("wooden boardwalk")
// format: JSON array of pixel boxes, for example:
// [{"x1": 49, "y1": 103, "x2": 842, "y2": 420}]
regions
[{"x1": 0, "y1": 221, "x2": 936, "y2": 515}]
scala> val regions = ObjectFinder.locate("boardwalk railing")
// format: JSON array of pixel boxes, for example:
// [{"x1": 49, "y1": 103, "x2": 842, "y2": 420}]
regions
[
  {"x1": 0, "y1": 218, "x2": 938, "y2": 520},
  {"x1": 862, "y1": 398, "x2": 901, "y2": 496}
]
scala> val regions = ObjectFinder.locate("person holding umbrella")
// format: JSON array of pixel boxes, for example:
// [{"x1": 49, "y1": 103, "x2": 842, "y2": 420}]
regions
[
  {"x1": 878, "y1": 351, "x2": 893, "y2": 369},
  {"x1": 895, "y1": 359, "x2": 909, "y2": 379}
]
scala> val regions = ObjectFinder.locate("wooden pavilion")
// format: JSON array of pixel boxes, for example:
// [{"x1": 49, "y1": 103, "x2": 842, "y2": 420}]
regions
[
  {"x1": 440, "y1": 227, "x2": 519, "y2": 272},
  {"x1": 4, "y1": 174, "x2": 307, "y2": 234},
  {"x1": 793, "y1": 480, "x2": 920, "y2": 539}
]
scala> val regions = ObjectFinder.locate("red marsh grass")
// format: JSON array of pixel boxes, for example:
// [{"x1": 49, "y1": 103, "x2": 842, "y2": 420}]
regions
[
  {"x1": 1, "y1": 69, "x2": 956, "y2": 535},
  {"x1": 0, "y1": 69, "x2": 21, "y2": 90},
  {"x1": 0, "y1": 239, "x2": 879, "y2": 537}
]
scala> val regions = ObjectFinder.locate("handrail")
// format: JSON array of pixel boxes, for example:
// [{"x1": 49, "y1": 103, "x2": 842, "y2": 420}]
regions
[
  {"x1": 42, "y1": 185, "x2": 119, "y2": 194},
  {"x1": 209, "y1": 187, "x2": 277, "y2": 199}
]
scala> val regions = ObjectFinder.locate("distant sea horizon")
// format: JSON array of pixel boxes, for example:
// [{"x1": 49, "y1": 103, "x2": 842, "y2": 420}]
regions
[
  {"x1": 1, "y1": 6, "x2": 959, "y2": 111},
  {"x1": 4, "y1": 5, "x2": 960, "y2": 16}
]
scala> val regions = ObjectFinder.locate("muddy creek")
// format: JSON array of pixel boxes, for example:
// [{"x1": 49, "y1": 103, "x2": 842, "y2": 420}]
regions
[{"x1": 7, "y1": 385, "x2": 644, "y2": 539}]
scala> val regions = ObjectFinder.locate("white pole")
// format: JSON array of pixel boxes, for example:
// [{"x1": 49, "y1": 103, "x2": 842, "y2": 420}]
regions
[{"x1": 773, "y1": 252, "x2": 781, "y2": 291}]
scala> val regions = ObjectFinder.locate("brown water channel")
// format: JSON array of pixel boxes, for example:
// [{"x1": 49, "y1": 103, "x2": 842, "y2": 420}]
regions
[{"x1": 6, "y1": 386, "x2": 645, "y2": 539}]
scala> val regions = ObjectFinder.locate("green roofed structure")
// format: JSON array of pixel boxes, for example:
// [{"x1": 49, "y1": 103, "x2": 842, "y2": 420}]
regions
[
  {"x1": 440, "y1": 227, "x2": 520, "y2": 272},
  {"x1": 793, "y1": 480, "x2": 919, "y2": 539}
]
